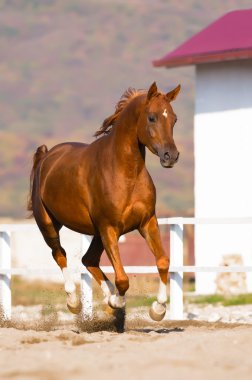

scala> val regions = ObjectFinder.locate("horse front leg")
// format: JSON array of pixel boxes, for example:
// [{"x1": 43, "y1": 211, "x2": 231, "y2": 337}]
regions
[
  {"x1": 100, "y1": 227, "x2": 129, "y2": 309},
  {"x1": 139, "y1": 215, "x2": 170, "y2": 321}
]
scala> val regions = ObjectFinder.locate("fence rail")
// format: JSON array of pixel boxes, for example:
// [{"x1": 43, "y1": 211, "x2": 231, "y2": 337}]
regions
[{"x1": 1, "y1": 217, "x2": 252, "y2": 321}]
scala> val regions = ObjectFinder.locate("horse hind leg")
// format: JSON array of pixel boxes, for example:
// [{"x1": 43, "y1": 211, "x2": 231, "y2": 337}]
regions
[
  {"x1": 50, "y1": 238, "x2": 82, "y2": 314},
  {"x1": 82, "y1": 235, "x2": 116, "y2": 305},
  {"x1": 34, "y1": 206, "x2": 81, "y2": 314}
]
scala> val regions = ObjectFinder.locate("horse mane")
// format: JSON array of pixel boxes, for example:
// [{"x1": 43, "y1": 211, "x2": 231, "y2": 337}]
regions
[{"x1": 94, "y1": 87, "x2": 146, "y2": 137}]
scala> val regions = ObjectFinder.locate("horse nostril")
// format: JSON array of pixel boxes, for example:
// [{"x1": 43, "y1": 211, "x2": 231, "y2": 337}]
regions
[
  {"x1": 164, "y1": 152, "x2": 170, "y2": 161},
  {"x1": 175, "y1": 152, "x2": 180, "y2": 162}
]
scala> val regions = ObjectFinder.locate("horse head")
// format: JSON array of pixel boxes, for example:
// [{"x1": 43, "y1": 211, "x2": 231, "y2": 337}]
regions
[{"x1": 138, "y1": 82, "x2": 181, "y2": 168}]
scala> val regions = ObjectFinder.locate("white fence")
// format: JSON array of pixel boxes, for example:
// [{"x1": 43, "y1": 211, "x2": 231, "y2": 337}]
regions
[{"x1": 1, "y1": 217, "x2": 252, "y2": 321}]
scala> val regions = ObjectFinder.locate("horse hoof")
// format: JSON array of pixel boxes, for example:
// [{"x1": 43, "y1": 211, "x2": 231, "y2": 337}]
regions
[
  {"x1": 108, "y1": 294, "x2": 126, "y2": 309},
  {"x1": 149, "y1": 301, "x2": 166, "y2": 321},
  {"x1": 67, "y1": 301, "x2": 82, "y2": 314},
  {"x1": 67, "y1": 295, "x2": 82, "y2": 314}
]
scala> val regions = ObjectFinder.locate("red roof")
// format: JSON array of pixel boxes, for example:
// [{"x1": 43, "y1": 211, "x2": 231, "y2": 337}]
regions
[{"x1": 153, "y1": 9, "x2": 252, "y2": 68}]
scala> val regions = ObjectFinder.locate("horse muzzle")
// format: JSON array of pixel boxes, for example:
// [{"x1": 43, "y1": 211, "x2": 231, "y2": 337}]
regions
[{"x1": 160, "y1": 151, "x2": 180, "y2": 168}]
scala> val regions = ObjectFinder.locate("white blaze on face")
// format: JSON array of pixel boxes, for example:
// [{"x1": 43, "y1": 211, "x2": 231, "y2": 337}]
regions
[{"x1": 162, "y1": 109, "x2": 168, "y2": 118}]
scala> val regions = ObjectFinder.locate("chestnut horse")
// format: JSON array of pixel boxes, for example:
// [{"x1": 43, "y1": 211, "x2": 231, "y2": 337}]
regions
[{"x1": 28, "y1": 82, "x2": 180, "y2": 321}]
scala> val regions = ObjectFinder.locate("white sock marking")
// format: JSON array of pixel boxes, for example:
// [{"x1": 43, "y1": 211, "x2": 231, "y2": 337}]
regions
[
  {"x1": 157, "y1": 280, "x2": 167, "y2": 304},
  {"x1": 62, "y1": 267, "x2": 76, "y2": 294},
  {"x1": 109, "y1": 294, "x2": 126, "y2": 308},
  {"x1": 101, "y1": 280, "x2": 115, "y2": 302}
]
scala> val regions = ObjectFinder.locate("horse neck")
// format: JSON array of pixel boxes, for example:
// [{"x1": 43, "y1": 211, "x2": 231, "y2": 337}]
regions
[{"x1": 108, "y1": 97, "x2": 146, "y2": 170}]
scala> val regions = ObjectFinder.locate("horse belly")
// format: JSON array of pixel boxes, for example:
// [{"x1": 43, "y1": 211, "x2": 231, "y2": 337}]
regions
[{"x1": 45, "y1": 199, "x2": 96, "y2": 235}]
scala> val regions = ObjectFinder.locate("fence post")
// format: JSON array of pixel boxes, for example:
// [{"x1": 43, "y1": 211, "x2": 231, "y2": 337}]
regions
[
  {"x1": 170, "y1": 221, "x2": 184, "y2": 320},
  {"x1": 0, "y1": 231, "x2": 11, "y2": 320},
  {"x1": 80, "y1": 235, "x2": 93, "y2": 320}
]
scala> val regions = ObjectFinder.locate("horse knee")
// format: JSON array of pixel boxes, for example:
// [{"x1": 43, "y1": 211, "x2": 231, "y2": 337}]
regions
[{"x1": 157, "y1": 256, "x2": 170, "y2": 272}]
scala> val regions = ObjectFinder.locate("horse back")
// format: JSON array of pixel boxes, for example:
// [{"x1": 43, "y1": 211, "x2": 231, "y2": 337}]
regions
[{"x1": 37, "y1": 141, "x2": 91, "y2": 187}]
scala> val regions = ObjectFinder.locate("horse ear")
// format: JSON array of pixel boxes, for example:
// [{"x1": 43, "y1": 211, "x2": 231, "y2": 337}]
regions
[
  {"x1": 146, "y1": 82, "x2": 158, "y2": 101},
  {"x1": 166, "y1": 84, "x2": 181, "y2": 102}
]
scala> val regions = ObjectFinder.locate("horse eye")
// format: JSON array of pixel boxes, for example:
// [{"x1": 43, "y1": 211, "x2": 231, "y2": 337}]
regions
[{"x1": 148, "y1": 114, "x2": 157, "y2": 123}]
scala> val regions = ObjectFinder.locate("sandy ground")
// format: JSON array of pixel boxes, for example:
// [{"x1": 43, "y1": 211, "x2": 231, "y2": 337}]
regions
[{"x1": 1, "y1": 315, "x2": 252, "y2": 380}]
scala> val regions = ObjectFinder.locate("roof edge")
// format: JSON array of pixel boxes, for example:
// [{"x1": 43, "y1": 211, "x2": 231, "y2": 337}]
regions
[{"x1": 153, "y1": 48, "x2": 252, "y2": 68}]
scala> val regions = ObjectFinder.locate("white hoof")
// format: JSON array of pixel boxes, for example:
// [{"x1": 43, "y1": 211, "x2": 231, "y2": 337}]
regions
[
  {"x1": 66, "y1": 293, "x2": 82, "y2": 314},
  {"x1": 108, "y1": 294, "x2": 126, "y2": 309},
  {"x1": 149, "y1": 301, "x2": 166, "y2": 321}
]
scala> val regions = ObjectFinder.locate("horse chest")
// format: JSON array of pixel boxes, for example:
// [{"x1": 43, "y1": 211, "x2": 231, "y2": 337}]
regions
[
  {"x1": 120, "y1": 183, "x2": 155, "y2": 228},
  {"x1": 115, "y1": 174, "x2": 154, "y2": 209}
]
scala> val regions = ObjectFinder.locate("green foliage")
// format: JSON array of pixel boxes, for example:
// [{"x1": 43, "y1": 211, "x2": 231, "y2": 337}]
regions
[
  {"x1": 188, "y1": 294, "x2": 226, "y2": 305},
  {"x1": 222, "y1": 294, "x2": 252, "y2": 306},
  {"x1": 187, "y1": 293, "x2": 252, "y2": 306},
  {"x1": 127, "y1": 295, "x2": 158, "y2": 308},
  {"x1": 11, "y1": 277, "x2": 67, "y2": 306}
]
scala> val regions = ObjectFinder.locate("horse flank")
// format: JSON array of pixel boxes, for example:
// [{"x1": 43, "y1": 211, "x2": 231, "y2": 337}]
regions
[{"x1": 94, "y1": 87, "x2": 146, "y2": 137}]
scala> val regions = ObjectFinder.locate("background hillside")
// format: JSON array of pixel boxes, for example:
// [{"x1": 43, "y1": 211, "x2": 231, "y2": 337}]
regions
[{"x1": 0, "y1": 0, "x2": 251, "y2": 218}]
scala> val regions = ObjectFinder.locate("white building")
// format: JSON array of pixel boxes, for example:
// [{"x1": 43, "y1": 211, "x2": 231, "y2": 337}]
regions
[{"x1": 153, "y1": 9, "x2": 252, "y2": 293}]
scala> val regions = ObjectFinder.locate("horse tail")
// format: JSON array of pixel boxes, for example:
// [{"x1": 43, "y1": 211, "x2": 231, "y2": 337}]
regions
[{"x1": 27, "y1": 144, "x2": 48, "y2": 217}]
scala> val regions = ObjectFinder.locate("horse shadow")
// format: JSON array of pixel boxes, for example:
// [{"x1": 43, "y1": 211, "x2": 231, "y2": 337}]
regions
[{"x1": 132, "y1": 327, "x2": 184, "y2": 334}]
